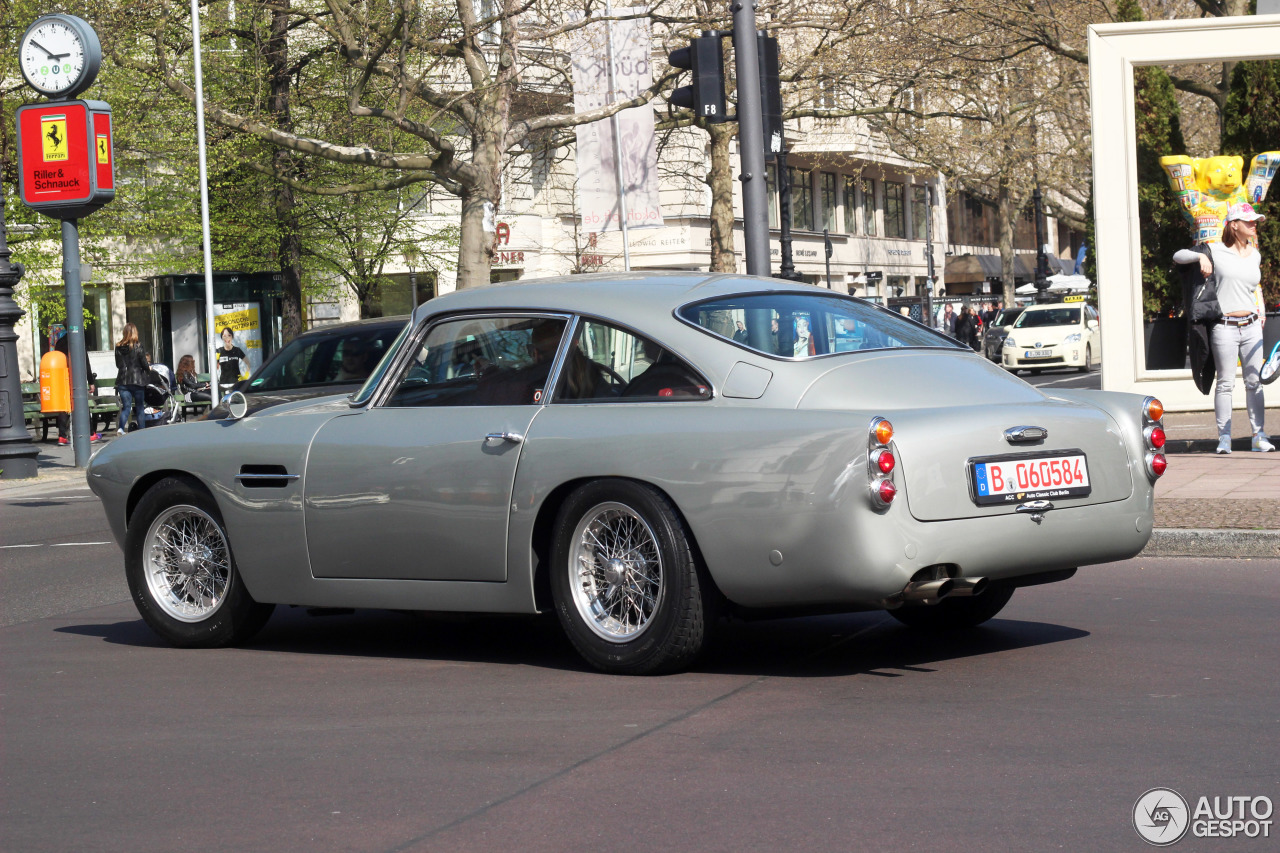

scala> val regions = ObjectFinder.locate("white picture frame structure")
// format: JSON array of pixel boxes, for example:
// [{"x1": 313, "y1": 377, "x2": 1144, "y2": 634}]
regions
[{"x1": 1089, "y1": 14, "x2": 1280, "y2": 411}]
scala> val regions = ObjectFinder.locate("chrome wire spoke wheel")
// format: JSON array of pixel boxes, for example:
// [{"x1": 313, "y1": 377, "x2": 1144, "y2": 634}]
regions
[
  {"x1": 569, "y1": 502, "x2": 665, "y2": 643},
  {"x1": 142, "y1": 504, "x2": 232, "y2": 623}
]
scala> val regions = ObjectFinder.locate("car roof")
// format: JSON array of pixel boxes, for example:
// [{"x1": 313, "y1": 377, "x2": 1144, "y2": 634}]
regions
[
  {"x1": 1022, "y1": 302, "x2": 1091, "y2": 311},
  {"x1": 294, "y1": 315, "x2": 409, "y2": 341},
  {"x1": 413, "y1": 273, "x2": 838, "y2": 326}
]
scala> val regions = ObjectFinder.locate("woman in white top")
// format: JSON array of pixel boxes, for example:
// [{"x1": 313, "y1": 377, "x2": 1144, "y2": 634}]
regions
[{"x1": 1174, "y1": 202, "x2": 1272, "y2": 453}]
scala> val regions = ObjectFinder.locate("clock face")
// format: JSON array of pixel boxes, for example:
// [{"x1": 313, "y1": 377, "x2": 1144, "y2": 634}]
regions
[{"x1": 20, "y1": 17, "x2": 94, "y2": 96}]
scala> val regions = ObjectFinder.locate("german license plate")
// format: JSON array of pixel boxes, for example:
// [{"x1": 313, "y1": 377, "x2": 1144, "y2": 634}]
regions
[
  {"x1": 1024, "y1": 349, "x2": 1052, "y2": 358},
  {"x1": 970, "y1": 451, "x2": 1091, "y2": 506}
]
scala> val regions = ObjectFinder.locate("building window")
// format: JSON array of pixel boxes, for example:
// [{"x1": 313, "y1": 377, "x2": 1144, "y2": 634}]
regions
[
  {"x1": 819, "y1": 173, "x2": 837, "y2": 232},
  {"x1": 789, "y1": 167, "x2": 813, "y2": 231},
  {"x1": 861, "y1": 179, "x2": 877, "y2": 237},
  {"x1": 843, "y1": 177, "x2": 857, "y2": 235},
  {"x1": 884, "y1": 181, "x2": 906, "y2": 239},
  {"x1": 912, "y1": 185, "x2": 929, "y2": 242}
]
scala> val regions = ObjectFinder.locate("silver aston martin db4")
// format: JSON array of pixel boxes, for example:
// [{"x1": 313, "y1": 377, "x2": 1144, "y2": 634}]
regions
[{"x1": 87, "y1": 273, "x2": 1167, "y2": 674}]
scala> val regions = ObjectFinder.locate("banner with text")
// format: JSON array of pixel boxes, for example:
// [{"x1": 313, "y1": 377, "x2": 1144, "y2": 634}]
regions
[{"x1": 568, "y1": 9, "x2": 663, "y2": 233}]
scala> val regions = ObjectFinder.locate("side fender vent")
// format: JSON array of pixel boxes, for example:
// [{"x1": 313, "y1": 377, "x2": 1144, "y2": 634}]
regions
[{"x1": 236, "y1": 464, "x2": 299, "y2": 489}]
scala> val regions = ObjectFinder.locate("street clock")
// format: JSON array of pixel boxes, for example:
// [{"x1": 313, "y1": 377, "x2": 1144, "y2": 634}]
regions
[{"x1": 19, "y1": 15, "x2": 102, "y2": 100}]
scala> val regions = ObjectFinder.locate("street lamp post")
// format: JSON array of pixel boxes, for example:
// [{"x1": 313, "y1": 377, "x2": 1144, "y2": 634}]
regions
[
  {"x1": 404, "y1": 245, "x2": 421, "y2": 312},
  {"x1": 0, "y1": 183, "x2": 40, "y2": 479},
  {"x1": 1033, "y1": 186, "x2": 1052, "y2": 304}
]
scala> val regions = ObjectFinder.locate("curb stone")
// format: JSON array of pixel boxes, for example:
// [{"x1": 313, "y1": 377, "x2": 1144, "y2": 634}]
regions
[{"x1": 1143, "y1": 528, "x2": 1280, "y2": 558}]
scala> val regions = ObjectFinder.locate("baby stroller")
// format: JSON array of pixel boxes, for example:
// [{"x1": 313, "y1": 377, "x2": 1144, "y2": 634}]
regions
[{"x1": 141, "y1": 364, "x2": 179, "y2": 427}]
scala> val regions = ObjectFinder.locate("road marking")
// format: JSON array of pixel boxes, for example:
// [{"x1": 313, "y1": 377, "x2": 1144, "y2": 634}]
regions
[
  {"x1": 50, "y1": 542, "x2": 112, "y2": 547},
  {"x1": 0, "y1": 544, "x2": 44, "y2": 549}
]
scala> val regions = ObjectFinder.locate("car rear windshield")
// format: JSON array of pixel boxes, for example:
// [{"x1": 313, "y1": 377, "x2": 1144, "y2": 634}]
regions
[
  {"x1": 678, "y1": 292, "x2": 957, "y2": 359},
  {"x1": 1014, "y1": 308, "x2": 1081, "y2": 328}
]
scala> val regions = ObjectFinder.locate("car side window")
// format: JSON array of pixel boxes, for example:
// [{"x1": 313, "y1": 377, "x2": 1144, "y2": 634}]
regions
[
  {"x1": 383, "y1": 316, "x2": 567, "y2": 408},
  {"x1": 556, "y1": 319, "x2": 710, "y2": 402}
]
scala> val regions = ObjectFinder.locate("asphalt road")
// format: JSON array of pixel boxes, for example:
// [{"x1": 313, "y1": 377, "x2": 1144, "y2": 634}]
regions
[{"x1": 2, "y1": 487, "x2": 1276, "y2": 852}]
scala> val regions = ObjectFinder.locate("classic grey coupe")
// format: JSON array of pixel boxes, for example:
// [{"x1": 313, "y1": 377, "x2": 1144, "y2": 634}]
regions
[{"x1": 87, "y1": 273, "x2": 1167, "y2": 674}]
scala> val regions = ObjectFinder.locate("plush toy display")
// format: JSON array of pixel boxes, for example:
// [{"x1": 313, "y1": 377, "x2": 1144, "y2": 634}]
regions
[{"x1": 1160, "y1": 152, "x2": 1280, "y2": 244}]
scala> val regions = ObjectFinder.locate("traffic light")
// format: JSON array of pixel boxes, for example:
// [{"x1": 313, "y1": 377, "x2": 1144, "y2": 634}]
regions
[
  {"x1": 668, "y1": 35, "x2": 728, "y2": 123},
  {"x1": 757, "y1": 35, "x2": 783, "y2": 156}
]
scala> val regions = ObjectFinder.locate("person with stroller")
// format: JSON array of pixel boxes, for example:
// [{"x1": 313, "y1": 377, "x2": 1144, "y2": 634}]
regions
[
  {"x1": 140, "y1": 358, "x2": 178, "y2": 428},
  {"x1": 114, "y1": 323, "x2": 149, "y2": 434}
]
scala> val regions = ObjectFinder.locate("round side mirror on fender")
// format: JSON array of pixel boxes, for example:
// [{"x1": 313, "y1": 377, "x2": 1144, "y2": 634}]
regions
[{"x1": 226, "y1": 391, "x2": 249, "y2": 420}]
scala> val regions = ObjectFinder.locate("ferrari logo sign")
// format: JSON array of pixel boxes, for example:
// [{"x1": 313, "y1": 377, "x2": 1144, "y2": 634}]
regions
[
  {"x1": 41, "y1": 115, "x2": 68, "y2": 161},
  {"x1": 16, "y1": 100, "x2": 115, "y2": 217}
]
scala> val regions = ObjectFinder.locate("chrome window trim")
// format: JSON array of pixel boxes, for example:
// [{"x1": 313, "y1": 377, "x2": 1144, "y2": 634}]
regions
[
  {"x1": 366, "y1": 310, "x2": 575, "y2": 410},
  {"x1": 673, "y1": 290, "x2": 964, "y2": 363}
]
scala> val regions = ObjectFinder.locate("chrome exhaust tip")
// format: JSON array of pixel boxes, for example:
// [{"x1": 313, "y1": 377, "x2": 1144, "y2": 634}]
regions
[
  {"x1": 948, "y1": 577, "x2": 988, "y2": 598},
  {"x1": 901, "y1": 578, "x2": 954, "y2": 602}
]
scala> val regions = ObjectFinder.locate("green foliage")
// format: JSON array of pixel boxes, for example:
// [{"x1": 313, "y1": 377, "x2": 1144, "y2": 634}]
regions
[
  {"x1": 1222, "y1": 59, "x2": 1280, "y2": 311},
  {"x1": 1134, "y1": 64, "x2": 1189, "y2": 317},
  {"x1": 1113, "y1": 0, "x2": 1190, "y2": 318}
]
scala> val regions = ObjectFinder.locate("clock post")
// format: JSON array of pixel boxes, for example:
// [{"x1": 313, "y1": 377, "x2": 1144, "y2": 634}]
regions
[{"x1": 15, "y1": 14, "x2": 112, "y2": 468}]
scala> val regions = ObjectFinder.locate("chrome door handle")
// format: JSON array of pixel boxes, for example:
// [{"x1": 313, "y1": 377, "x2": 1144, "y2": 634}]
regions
[{"x1": 484, "y1": 431, "x2": 524, "y2": 444}]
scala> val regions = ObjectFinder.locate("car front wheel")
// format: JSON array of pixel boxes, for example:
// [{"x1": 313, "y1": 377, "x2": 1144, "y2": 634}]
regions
[
  {"x1": 125, "y1": 476, "x2": 274, "y2": 647},
  {"x1": 1079, "y1": 345, "x2": 1093, "y2": 373},
  {"x1": 889, "y1": 585, "x2": 1015, "y2": 631},
  {"x1": 550, "y1": 480, "x2": 711, "y2": 674}
]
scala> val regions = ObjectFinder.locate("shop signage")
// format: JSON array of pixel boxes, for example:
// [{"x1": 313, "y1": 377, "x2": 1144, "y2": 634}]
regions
[{"x1": 16, "y1": 100, "x2": 114, "y2": 218}]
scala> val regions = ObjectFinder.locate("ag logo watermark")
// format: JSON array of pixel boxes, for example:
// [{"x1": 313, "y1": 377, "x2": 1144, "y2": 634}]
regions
[
  {"x1": 1134, "y1": 788, "x2": 1190, "y2": 846},
  {"x1": 1134, "y1": 788, "x2": 1274, "y2": 845}
]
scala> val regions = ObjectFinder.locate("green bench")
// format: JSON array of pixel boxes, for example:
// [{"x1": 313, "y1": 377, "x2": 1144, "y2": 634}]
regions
[{"x1": 21, "y1": 380, "x2": 123, "y2": 440}]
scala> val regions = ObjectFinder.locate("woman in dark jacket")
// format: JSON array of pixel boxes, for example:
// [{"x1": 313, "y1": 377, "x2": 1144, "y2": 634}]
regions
[
  {"x1": 954, "y1": 306, "x2": 979, "y2": 351},
  {"x1": 114, "y1": 323, "x2": 149, "y2": 434}
]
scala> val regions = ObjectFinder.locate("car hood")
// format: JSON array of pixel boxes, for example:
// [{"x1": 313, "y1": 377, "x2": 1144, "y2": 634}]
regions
[{"x1": 1005, "y1": 327, "x2": 1081, "y2": 347}]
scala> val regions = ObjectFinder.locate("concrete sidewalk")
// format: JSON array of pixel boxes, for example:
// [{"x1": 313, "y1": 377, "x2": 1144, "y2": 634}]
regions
[{"x1": 2, "y1": 413, "x2": 1276, "y2": 557}]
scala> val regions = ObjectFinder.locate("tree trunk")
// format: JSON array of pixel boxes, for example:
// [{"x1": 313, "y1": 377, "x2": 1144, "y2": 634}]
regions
[
  {"x1": 707, "y1": 123, "x2": 737, "y2": 273},
  {"x1": 268, "y1": 1, "x2": 303, "y2": 341},
  {"x1": 998, "y1": 177, "x2": 1017, "y2": 307}
]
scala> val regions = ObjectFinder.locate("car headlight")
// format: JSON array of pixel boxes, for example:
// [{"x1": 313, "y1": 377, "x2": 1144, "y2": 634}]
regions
[
  {"x1": 1003, "y1": 337, "x2": 1017, "y2": 347},
  {"x1": 1063, "y1": 333, "x2": 1082, "y2": 344}
]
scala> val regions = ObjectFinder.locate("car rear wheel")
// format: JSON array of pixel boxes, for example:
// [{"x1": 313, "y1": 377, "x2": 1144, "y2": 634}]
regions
[
  {"x1": 889, "y1": 585, "x2": 1015, "y2": 631},
  {"x1": 550, "y1": 480, "x2": 710, "y2": 674},
  {"x1": 125, "y1": 477, "x2": 274, "y2": 647}
]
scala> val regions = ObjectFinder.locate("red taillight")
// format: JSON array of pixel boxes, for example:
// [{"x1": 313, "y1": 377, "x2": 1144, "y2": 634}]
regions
[
  {"x1": 1149, "y1": 427, "x2": 1166, "y2": 449},
  {"x1": 1151, "y1": 454, "x2": 1167, "y2": 477},
  {"x1": 876, "y1": 450, "x2": 896, "y2": 474},
  {"x1": 877, "y1": 479, "x2": 897, "y2": 503}
]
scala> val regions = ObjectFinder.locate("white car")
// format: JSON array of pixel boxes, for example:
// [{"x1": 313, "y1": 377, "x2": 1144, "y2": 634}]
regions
[{"x1": 1002, "y1": 301, "x2": 1100, "y2": 373}]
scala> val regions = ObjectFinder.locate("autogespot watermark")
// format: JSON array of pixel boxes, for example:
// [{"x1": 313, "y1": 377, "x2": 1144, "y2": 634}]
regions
[{"x1": 1133, "y1": 788, "x2": 1274, "y2": 845}]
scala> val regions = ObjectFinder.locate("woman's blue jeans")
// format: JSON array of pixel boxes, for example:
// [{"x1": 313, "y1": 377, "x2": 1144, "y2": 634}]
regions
[{"x1": 118, "y1": 384, "x2": 144, "y2": 432}]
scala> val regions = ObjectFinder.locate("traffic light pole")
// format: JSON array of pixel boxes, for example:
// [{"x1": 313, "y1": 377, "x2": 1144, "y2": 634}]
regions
[{"x1": 731, "y1": 1, "x2": 769, "y2": 277}]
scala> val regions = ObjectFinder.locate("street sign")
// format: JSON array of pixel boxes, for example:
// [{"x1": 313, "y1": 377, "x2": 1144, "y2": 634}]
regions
[{"x1": 16, "y1": 100, "x2": 115, "y2": 219}]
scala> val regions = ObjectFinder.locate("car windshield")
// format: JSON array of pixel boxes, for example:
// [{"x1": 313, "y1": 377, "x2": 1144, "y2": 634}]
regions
[
  {"x1": 1014, "y1": 308, "x2": 1081, "y2": 328},
  {"x1": 993, "y1": 308, "x2": 1023, "y2": 326},
  {"x1": 248, "y1": 321, "x2": 407, "y2": 393},
  {"x1": 679, "y1": 292, "x2": 957, "y2": 359}
]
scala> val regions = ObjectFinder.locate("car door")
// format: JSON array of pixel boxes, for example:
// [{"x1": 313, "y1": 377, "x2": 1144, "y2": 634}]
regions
[{"x1": 302, "y1": 313, "x2": 570, "y2": 581}]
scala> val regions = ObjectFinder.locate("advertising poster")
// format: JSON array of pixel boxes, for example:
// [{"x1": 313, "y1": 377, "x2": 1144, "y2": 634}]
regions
[
  {"x1": 567, "y1": 7, "x2": 663, "y2": 233},
  {"x1": 213, "y1": 302, "x2": 262, "y2": 378}
]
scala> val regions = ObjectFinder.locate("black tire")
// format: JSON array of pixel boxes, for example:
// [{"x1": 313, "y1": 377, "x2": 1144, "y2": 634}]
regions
[
  {"x1": 1079, "y1": 345, "x2": 1092, "y2": 373},
  {"x1": 889, "y1": 585, "x2": 1015, "y2": 631},
  {"x1": 550, "y1": 479, "x2": 711, "y2": 674},
  {"x1": 125, "y1": 476, "x2": 274, "y2": 647}
]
